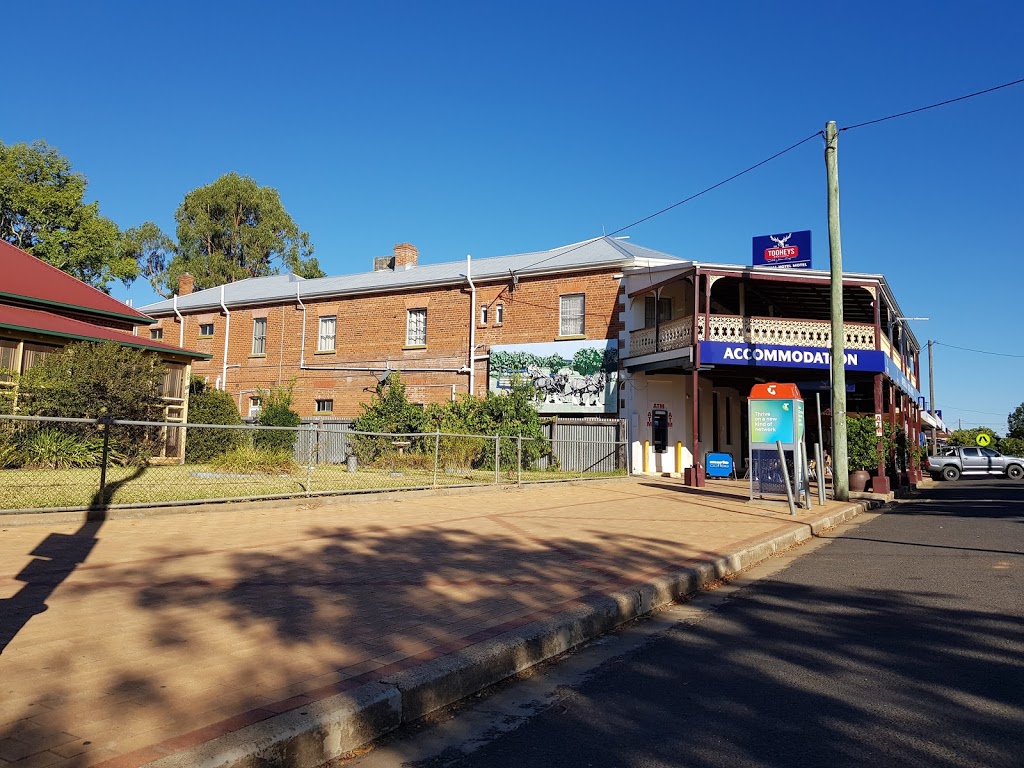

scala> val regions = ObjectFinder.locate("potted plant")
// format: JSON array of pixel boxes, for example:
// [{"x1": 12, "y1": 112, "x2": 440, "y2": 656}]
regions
[{"x1": 845, "y1": 415, "x2": 878, "y2": 493}]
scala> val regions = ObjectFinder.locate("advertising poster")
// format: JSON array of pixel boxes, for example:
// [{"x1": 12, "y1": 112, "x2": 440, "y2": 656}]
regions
[{"x1": 749, "y1": 399, "x2": 796, "y2": 446}]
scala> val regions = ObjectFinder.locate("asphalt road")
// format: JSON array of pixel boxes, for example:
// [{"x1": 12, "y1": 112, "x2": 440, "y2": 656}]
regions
[{"x1": 348, "y1": 479, "x2": 1024, "y2": 768}]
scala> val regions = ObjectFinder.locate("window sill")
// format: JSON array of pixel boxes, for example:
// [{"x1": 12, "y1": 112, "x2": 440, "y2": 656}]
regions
[
  {"x1": 248, "y1": 354, "x2": 266, "y2": 359},
  {"x1": 314, "y1": 350, "x2": 336, "y2": 355},
  {"x1": 403, "y1": 344, "x2": 427, "y2": 350},
  {"x1": 198, "y1": 335, "x2": 213, "y2": 340},
  {"x1": 315, "y1": 412, "x2": 334, "y2": 416},
  {"x1": 555, "y1": 334, "x2": 587, "y2": 341}
]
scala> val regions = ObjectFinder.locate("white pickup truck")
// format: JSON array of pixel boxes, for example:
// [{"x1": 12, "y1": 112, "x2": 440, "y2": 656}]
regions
[{"x1": 925, "y1": 446, "x2": 1024, "y2": 481}]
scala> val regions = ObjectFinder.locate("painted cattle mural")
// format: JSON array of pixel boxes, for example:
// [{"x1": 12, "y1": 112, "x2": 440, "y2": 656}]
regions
[{"x1": 488, "y1": 340, "x2": 618, "y2": 414}]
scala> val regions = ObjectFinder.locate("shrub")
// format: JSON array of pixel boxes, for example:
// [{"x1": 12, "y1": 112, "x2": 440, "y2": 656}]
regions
[
  {"x1": 999, "y1": 437, "x2": 1024, "y2": 457},
  {"x1": 209, "y1": 444, "x2": 298, "y2": 475},
  {"x1": 254, "y1": 384, "x2": 301, "y2": 453},
  {"x1": 185, "y1": 378, "x2": 244, "y2": 462},
  {"x1": 845, "y1": 415, "x2": 879, "y2": 473},
  {"x1": 351, "y1": 373, "x2": 427, "y2": 463},
  {"x1": 18, "y1": 341, "x2": 166, "y2": 422},
  {"x1": 18, "y1": 428, "x2": 104, "y2": 469}
]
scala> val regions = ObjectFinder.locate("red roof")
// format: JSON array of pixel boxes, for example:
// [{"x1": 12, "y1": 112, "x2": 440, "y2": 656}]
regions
[
  {"x1": 0, "y1": 239, "x2": 153, "y2": 324},
  {"x1": 0, "y1": 304, "x2": 209, "y2": 359}
]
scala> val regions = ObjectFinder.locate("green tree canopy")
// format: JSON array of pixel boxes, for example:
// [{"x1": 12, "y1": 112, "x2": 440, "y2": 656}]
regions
[
  {"x1": 0, "y1": 140, "x2": 137, "y2": 290},
  {"x1": 1007, "y1": 402, "x2": 1024, "y2": 440},
  {"x1": 159, "y1": 172, "x2": 323, "y2": 294},
  {"x1": 123, "y1": 221, "x2": 176, "y2": 298}
]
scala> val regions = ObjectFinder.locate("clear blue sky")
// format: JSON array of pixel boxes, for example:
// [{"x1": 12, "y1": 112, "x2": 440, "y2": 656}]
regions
[{"x1": 6, "y1": 1, "x2": 1022, "y2": 433}]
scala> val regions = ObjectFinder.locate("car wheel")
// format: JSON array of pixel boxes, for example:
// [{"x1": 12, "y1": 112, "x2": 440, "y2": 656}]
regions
[
  {"x1": 1007, "y1": 464, "x2": 1024, "y2": 481},
  {"x1": 942, "y1": 465, "x2": 961, "y2": 481}
]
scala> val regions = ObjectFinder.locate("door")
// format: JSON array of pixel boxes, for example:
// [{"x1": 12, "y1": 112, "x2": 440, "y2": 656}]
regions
[{"x1": 959, "y1": 447, "x2": 985, "y2": 474}]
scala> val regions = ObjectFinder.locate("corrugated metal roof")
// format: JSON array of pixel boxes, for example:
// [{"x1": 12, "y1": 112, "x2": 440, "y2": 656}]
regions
[
  {"x1": 0, "y1": 240, "x2": 153, "y2": 324},
  {"x1": 0, "y1": 304, "x2": 210, "y2": 359},
  {"x1": 141, "y1": 237, "x2": 685, "y2": 315}
]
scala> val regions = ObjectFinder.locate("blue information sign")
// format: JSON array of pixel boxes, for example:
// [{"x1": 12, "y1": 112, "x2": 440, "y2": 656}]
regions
[
  {"x1": 752, "y1": 230, "x2": 812, "y2": 269},
  {"x1": 705, "y1": 452, "x2": 735, "y2": 478}
]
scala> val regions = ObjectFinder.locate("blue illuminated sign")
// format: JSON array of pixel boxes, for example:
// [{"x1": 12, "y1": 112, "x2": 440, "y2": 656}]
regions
[{"x1": 700, "y1": 341, "x2": 886, "y2": 372}]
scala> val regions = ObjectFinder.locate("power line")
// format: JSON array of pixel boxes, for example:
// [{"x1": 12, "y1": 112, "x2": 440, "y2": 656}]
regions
[
  {"x1": 934, "y1": 341, "x2": 1024, "y2": 359},
  {"x1": 508, "y1": 78, "x2": 1023, "y2": 276},
  {"x1": 841, "y1": 76, "x2": 1024, "y2": 132},
  {"x1": 513, "y1": 130, "x2": 824, "y2": 274}
]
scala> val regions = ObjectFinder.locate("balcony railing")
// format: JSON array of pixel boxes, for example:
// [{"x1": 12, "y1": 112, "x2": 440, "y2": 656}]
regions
[
  {"x1": 629, "y1": 317, "x2": 693, "y2": 357},
  {"x1": 698, "y1": 315, "x2": 876, "y2": 349},
  {"x1": 628, "y1": 315, "x2": 877, "y2": 357}
]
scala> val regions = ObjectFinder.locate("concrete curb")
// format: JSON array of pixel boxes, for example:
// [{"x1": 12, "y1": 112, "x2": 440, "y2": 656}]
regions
[{"x1": 143, "y1": 499, "x2": 879, "y2": 768}]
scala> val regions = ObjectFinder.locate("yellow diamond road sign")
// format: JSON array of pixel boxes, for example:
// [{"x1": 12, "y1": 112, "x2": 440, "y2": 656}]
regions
[{"x1": 976, "y1": 433, "x2": 992, "y2": 447}]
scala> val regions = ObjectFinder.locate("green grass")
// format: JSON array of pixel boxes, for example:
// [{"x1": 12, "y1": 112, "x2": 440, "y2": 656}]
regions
[{"x1": 0, "y1": 462, "x2": 626, "y2": 510}]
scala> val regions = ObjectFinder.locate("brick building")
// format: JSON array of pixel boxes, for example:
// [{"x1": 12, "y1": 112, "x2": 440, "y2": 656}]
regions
[{"x1": 138, "y1": 237, "x2": 683, "y2": 418}]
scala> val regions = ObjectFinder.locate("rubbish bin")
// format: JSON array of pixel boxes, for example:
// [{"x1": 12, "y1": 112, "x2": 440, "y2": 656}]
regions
[{"x1": 347, "y1": 454, "x2": 357, "y2": 473}]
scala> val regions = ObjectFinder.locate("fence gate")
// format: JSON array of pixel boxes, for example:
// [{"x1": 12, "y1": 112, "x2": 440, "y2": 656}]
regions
[
  {"x1": 541, "y1": 417, "x2": 627, "y2": 472},
  {"x1": 296, "y1": 419, "x2": 355, "y2": 465}
]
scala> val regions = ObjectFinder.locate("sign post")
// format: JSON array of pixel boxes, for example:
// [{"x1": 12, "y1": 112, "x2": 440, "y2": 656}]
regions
[{"x1": 749, "y1": 383, "x2": 807, "y2": 510}]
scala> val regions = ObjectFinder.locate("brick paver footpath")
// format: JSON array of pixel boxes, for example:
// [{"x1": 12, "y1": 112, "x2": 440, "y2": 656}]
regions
[{"x1": 0, "y1": 478, "x2": 865, "y2": 767}]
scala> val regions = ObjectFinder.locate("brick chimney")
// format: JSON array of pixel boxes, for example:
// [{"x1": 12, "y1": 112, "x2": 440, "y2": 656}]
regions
[
  {"x1": 178, "y1": 273, "x2": 195, "y2": 296},
  {"x1": 393, "y1": 243, "x2": 418, "y2": 271}
]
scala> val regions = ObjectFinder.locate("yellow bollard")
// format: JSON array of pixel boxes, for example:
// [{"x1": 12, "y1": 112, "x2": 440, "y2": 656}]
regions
[
  {"x1": 643, "y1": 440, "x2": 650, "y2": 473},
  {"x1": 676, "y1": 441, "x2": 683, "y2": 474}
]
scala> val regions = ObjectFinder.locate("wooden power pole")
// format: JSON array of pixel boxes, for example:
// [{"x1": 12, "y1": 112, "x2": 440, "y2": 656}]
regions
[{"x1": 825, "y1": 121, "x2": 849, "y2": 501}]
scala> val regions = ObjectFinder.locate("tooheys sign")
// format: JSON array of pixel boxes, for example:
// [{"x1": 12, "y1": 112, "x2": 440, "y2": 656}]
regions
[{"x1": 752, "y1": 230, "x2": 812, "y2": 269}]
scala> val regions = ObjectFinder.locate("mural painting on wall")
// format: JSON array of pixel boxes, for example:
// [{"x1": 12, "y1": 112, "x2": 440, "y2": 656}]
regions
[{"x1": 488, "y1": 340, "x2": 618, "y2": 414}]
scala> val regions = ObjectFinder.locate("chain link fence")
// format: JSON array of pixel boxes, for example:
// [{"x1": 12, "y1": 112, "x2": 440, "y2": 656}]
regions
[{"x1": 0, "y1": 415, "x2": 628, "y2": 512}]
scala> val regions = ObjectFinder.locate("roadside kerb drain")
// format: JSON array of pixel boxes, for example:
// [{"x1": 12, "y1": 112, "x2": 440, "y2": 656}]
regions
[{"x1": 143, "y1": 499, "x2": 879, "y2": 768}]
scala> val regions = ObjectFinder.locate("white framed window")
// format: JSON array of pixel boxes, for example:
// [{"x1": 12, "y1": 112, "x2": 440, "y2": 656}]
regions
[
  {"x1": 315, "y1": 398, "x2": 334, "y2": 413},
  {"x1": 199, "y1": 323, "x2": 214, "y2": 337},
  {"x1": 252, "y1": 318, "x2": 267, "y2": 355},
  {"x1": 559, "y1": 293, "x2": 585, "y2": 336},
  {"x1": 406, "y1": 308, "x2": 427, "y2": 346},
  {"x1": 318, "y1": 316, "x2": 336, "y2": 352},
  {"x1": 480, "y1": 305, "x2": 488, "y2": 324},
  {"x1": 248, "y1": 396, "x2": 262, "y2": 418},
  {"x1": 150, "y1": 328, "x2": 163, "y2": 340},
  {"x1": 496, "y1": 304, "x2": 504, "y2": 324}
]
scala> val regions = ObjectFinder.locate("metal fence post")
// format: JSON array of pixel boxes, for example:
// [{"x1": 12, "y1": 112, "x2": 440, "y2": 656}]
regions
[
  {"x1": 517, "y1": 435, "x2": 522, "y2": 485},
  {"x1": 98, "y1": 415, "x2": 113, "y2": 503},
  {"x1": 495, "y1": 434, "x2": 501, "y2": 485},
  {"x1": 777, "y1": 439, "x2": 796, "y2": 516},
  {"x1": 433, "y1": 431, "x2": 440, "y2": 487},
  {"x1": 305, "y1": 423, "x2": 314, "y2": 497}
]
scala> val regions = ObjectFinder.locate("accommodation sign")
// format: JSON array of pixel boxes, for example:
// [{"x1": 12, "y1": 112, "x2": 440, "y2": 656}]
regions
[
  {"x1": 752, "y1": 230, "x2": 812, "y2": 269},
  {"x1": 701, "y1": 341, "x2": 886, "y2": 372}
]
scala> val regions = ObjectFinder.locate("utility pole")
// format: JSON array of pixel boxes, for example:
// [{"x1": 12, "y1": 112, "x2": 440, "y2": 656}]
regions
[
  {"x1": 928, "y1": 339, "x2": 936, "y2": 455},
  {"x1": 826, "y1": 121, "x2": 849, "y2": 501}
]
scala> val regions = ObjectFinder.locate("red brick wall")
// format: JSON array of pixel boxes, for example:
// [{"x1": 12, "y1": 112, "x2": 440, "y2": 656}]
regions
[{"x1": 147, "y1": 268, "x2": 624, "y2": 418}]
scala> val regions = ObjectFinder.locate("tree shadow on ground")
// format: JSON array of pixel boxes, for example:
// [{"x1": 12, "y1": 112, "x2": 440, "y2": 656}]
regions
[{"x1": 2, "y1": 479, "x2": 1018, "y2": 766}]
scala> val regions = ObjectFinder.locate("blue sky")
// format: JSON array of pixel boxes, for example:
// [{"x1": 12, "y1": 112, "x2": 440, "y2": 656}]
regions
[{"x1": 6, "y1": 1, "x2": 1023, "y2": 433}]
